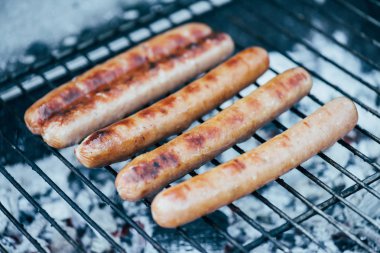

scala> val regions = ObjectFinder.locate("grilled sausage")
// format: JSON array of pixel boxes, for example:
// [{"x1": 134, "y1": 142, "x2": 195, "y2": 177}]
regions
[
  {"x1": 25, "y1": 23, "x2": 212, "y2": 135},
  {"x1": 75, "y1": 47, "x2": 269, "y2": 168},
  {"x1": 152, "y1": 97, "x2": 358, "y2": 228},
  {"x1": 39, "y1": 32, "x2": 234, "y2": 148},
  {"x1": 115, "y1": 67, "x2": 312, "y2": 201}
]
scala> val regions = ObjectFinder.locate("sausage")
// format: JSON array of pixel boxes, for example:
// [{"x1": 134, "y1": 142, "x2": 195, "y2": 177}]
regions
[
  {"x1": 115, "y1": 67, "x2": 312, "y2": 201},
  {"x1": 24, "y1": 23, "x2": 212, "y2": 135},
  {"x1": 76, "y1": 47, "x2": 269, "y2": 168},
  {"x1": 151, "y1": 97, "x2": 358, "y2": 228},
  {"x1": 39, "y1": 32, "x2": 234, "y2": 148}
]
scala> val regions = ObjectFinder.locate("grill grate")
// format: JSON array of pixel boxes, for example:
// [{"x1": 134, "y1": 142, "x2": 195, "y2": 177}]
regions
[{"x1": 0, "y1": 0, "x2": 379, "y2": 252}]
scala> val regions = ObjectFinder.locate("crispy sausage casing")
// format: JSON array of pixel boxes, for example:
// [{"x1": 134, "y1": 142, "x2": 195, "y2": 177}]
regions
[
  {"x1": 38, "y1": 32, "x2": 234, "y2": 148},
  {"x1": 25, "y1": 23, "x2": 212, "y2": 135},
  {"x1": 76, "y1": 47, "x2": 269, "y2": 167},
  {"x1": 115, "y1": 67, "x2": 312, "y2": 201},
  {"x1": 152, "y1": 97, "x2": 358, "y2": 228}
]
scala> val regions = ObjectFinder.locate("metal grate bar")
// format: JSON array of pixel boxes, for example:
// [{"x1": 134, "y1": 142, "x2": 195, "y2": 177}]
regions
[
  {"x1": 0, "y1": 132, "x2": 126, "y2": 252},
  {"x1": 239, "y1": 0, "x2": 380, "y2": 97},
  {"x1": 268, "y1": 0, "x2": 380, "y2": 71},
  {"x1": 147, "y1": 196, "x2": 242, "y2": 253},
  {"x1": 275, "y1": 178, "x2": 376, "y2": 253},
  {"x1": 0, "y1": 202, "x2": 47, "y2": 253},
  {"x1": 201, "y1": 215, "x2": 248, "y2": 253},
  {"x1": 252, "y1": 192, "x2": 329, "y2": 251},
  {"x1": 297, "y1": 166, "x2": 380, "y2": 228},
  {"x1": 170, "y1": 227, "x2": 208, "y2": 253},
  {"x1": 334, "y1": 0, "x2": 380, "y2": 27},
  {"x1": 301, "y1": 0, "x2": 380, "y2": 48},
  {"x1": 338, "y1": 140, "x2": 380, "y2": 172},
  {"x1": 0, "y1": 243, "x2": 7, "y2": 253},
  {"x1": 0, "y1": 165, "x2": 85, "y2": 253}
]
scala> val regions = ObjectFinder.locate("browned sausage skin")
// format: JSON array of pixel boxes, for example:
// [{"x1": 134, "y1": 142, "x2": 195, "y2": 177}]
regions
[
  {"x1": 35, "y1": 33, "x2": 234, "y2": 148},
  {"x1": 41, "y1": 32, "x2": 234, "y2": 148},
  {"x1": 76, "y1": 47, "x2": 269, "y2": 168},
  {"x1": 24, "y1": 23, "x2": 212, "y2": 135},
  {"x1": 151, "y1": 97, "x2": 358, "y2": 228},
  {"x1": 114, "y1": 67, "x2": 312, "y2": 201}
]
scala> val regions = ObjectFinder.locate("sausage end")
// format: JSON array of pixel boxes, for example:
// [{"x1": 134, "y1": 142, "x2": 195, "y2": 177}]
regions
[{"x1": 151, "y1": 193, "x2": 181, "y2": 228}]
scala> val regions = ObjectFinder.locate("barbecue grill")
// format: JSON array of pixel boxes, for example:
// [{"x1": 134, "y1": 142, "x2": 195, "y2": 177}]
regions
[{"x1": 0, "y1": 0, "x2": 379, "y2": 252}]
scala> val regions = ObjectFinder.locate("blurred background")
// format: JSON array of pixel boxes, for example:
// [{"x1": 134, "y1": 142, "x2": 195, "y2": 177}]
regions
[{"x1": 0, "y1": 0, "x2": 168, "y2": 77}]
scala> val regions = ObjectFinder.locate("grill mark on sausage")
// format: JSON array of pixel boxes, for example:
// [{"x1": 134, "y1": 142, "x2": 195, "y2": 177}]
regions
[
  {"x1": 168, "y1": 34, "x2": 188, "y2": 49},
  {"x1": 190, "y1": 27, "x2": 210, "y2": 40},
  {"x1": 83, "y1": 129, "x2": 113, "y2": 146},
  {"x1": 60, "y1": 86, "x2": 82, "y2": 104},
  {"x1": 279, "y1": 134, "x2": 291, "y2": 147},
  {"x1": 303, "y1": 121, "x2": 311, "y2": 128},
  {"x1": 38, "y1": 32, "x2": 223, "y2": 127},
  {"x1": 204, "y1": 73, "x2": 217, "y2": 82},
  {"x1": 131, "y1": 152, "x2": 179, "y2": 182},
  {"x1": 225, "y1": 57, "x2": 241, "y2": 68},
  {"x1": 204, "y1": 126, "x2": 221, "y2": 139},
  {"x1": 184, "y1": 82, "x2": 202, "y2": 93},
  {"x1": 183, "y1": 125, "x2": 221, "y2": 150},
  {"x1": 160, "y1": 96, "x2": 177, "y2": 108},
  {"x1": 184, "y1": 133, "x2": 206, "y2": 149},
  {"x1": 274, "y1": 87, "x2": 284, "y2": 99},
  {"x1": 162, "y1": 183, "x2": 191, "y2": 201},
  {"x1": 228, "y1": 159, "x2": 246, "y2": 173},
  {"x1": 115, "y1": 117, "x2": 136, "y2": 129},
  {"x1": 39, "y1": 100, "x2": 61, "y2": 122},
  {"x1": 139, "y1": 108, "x2": 158, "y2": 118},
  {"x1": 288, "y1": 72, "x2": 307, "y2": 88},
  {"x1": 246, "y1": 97, "x2": 262, "y2": 109},
  {"x1": 226, "y1": 109, "x2": 244, "y2": 125},
  {"x1": 84, "y1": 69, "x2": 115, "y2": 90}
]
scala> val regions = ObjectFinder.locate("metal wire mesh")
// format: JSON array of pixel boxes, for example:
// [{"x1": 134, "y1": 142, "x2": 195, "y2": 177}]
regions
[{"x1": 0, "y1": 0, "x2": 379, "y2": 252}]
